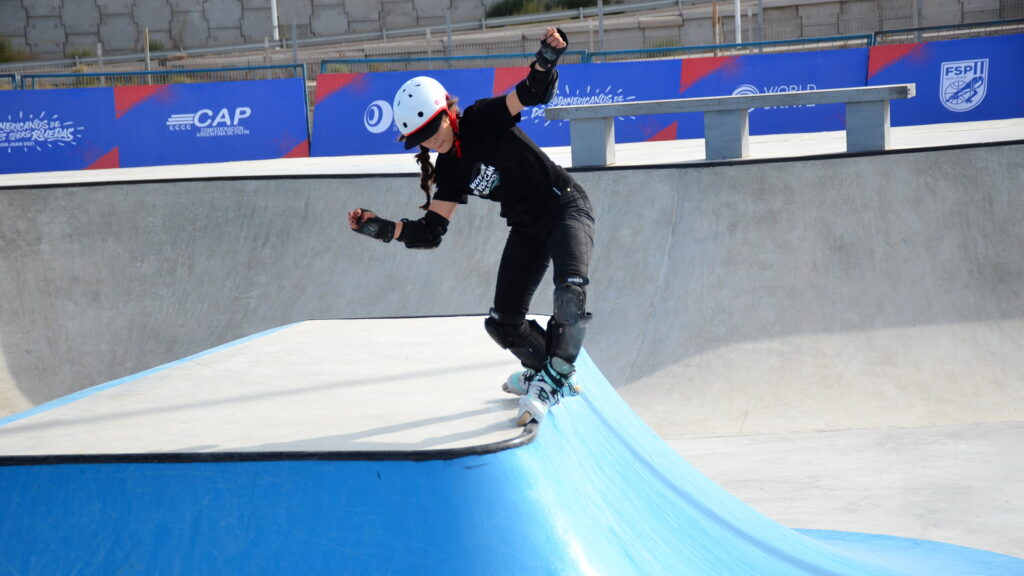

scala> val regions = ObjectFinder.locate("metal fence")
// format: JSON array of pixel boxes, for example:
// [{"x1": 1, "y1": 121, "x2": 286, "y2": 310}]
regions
[
  {"x1": 2, "y1": 7, "x2": 1022, "y2": 84},
  {"x1": 584, "y1": 34, "x2": 874, "y2": 63},
  {"x1": 873, "y1": 17, "x2": 1024, "y2": 45},
  {"x1": 760, "y1": 2, "x2": 1024, "y2": 40},
  {"x1": 320, "y1": 34, "x2": 877, "y2": 73},
  {"x1": 19, "y1": 64, "x2": 306, "y2": 90},
  {"x1": 4, "y1": 17, "x2": 1022, "y2": 88},
  {"x1": 312, "y1": 13, "x2": 1024, "y2": 71}
]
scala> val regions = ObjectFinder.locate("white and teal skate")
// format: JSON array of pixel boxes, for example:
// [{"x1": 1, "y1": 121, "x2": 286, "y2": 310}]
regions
[
  {"x1": 504, "y1": 360, "x2": 581, "y2": 398},
  {"x1": 515, "y1": 361, "x2": 582, "y2": 426},
  {"x1": 516, "y1": 371, "x2": 561, "y2": 426},
  {"x1": 503, "y1": 368, "x2": 535, "y2": 396}
]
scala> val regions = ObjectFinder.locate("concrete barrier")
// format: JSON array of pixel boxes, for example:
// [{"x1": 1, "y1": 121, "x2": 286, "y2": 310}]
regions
[
  {"x1": 545, "y1": 83, "x2": 916, "y2": 166},
  {"x1": 1, "y1": 141, "x2": 1021, "y2": 439}
]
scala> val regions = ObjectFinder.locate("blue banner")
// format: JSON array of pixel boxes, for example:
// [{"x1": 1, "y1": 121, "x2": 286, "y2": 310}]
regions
[
  {"x1": 311, "y1": 70, "x2": 493, "y2": 157},
  {"x1": 523, "y1": 49, "x2": 867, "y2": 144},
  {"x1": 518, "y1": 60, "x2": 683, "y2": 147},
  {"x1": 0, "y1": 87, "x2": 118, "y2": 174},
  {"x1": 675, "y1": 48, "x2": 870, "y2": 136},
  {"x1": 311, "y1": 49, "x2": 871, "y2": 155},
  {"x1": 116, "y1": 78, "x2": 310, "y2": 167},
  {"x1": 7, "y1": 35, "x2": 1020, "y2": 170},
  {"x1": 867, "y1": 34, "x2": 1024, "y2": 126}
]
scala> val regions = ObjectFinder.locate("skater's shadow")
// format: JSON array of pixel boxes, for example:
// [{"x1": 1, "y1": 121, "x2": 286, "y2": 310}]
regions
[{"x1": 230, "y1": 398, "x2": 521, "y2": 453}]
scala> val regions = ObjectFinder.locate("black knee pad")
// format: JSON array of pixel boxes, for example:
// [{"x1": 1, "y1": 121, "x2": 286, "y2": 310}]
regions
[
  {"x1": 548, "y1": 277, "x2": 592, "y2": 366},
  {"x1": 553, "y1": 276, "x2": 588, "y2": 325},
  {"x1": 484, "y1": 309, "x2": 547, "y2": 371}
]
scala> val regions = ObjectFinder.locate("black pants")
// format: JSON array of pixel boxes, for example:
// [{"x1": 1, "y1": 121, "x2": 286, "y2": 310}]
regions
[{"x1": 492, "y1": 193, "x2": 594, "y2": 319}]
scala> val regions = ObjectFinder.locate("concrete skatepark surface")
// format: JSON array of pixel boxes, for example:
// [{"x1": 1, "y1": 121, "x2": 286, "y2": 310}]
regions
[
  {"x1": 0, "y1": 122, "x2": 1022, "y2": 561},
  {"x1": 1, "y1": 317, "x2": 1022, "y2": 575},
  {"x1": 0, "y1": 319, "x2": 529, "y2": 456}
]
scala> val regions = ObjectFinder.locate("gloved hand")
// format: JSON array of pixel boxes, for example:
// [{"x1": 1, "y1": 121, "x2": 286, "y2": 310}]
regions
[
  {"x1": 534, "y1": 27, "x2": 568, "y2": 71},
  {"x1": 348, "y1": 208, "x2": 396, "y2": 243}
]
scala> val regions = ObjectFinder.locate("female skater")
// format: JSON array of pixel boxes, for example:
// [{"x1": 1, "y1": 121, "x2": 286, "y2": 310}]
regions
[{"x1": 348, "y1": 27, "x2": 594, "y2": 426}]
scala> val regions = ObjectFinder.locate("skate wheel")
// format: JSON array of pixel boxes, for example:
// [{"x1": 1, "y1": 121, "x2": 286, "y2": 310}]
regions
[{"x1": 516, "y1": 411, "x2": 535, "y2": 427}]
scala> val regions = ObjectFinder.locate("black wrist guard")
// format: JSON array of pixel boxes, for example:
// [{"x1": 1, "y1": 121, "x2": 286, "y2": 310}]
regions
[
  {"x1": 354, "y1": 214, "x2": 396, "y2": 243},
  {"x1": 516, "y1": 66, "x2": 558, "y2": 106},
  {"x1": 398, "y1": 210, "x2": 450, "y2": 249},
  {"x1": 535, "y1": 28, "x2": 568, "y2": 71}
]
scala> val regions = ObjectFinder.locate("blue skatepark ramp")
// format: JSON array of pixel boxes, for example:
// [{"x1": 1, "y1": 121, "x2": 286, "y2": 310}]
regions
[{"x1": 0, "y1": 318, "x2": 1020, "y2": 575}]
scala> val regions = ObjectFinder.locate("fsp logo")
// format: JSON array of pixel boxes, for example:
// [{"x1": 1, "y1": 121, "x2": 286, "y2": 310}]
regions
[
  {"x1": 166, "y1": 107, "x2": 252, "y2": 131},
  {"x1": 940, "y1": 59, "x2": 988, "y2": 112}
]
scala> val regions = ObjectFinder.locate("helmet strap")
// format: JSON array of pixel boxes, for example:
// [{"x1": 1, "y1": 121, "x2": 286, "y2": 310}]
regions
[{"x1": 447, "y1": 106, "x2": 462, "y2": 158}]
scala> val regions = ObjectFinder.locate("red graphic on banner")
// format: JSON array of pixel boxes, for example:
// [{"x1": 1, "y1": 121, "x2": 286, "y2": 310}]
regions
[
  {"x1": 315, "y1": 73, "x2": 366, "y2": 104},
  {"x1": 86, "y1": 147, "x2": 119, "y2": 170},
  {"x1": 680, "y1": 56, "x2": 739, "y2": 94},
  {"x1": 647, "y1": 121, "x2": 677, "y2": 142},
  {"x1": 114, "y1": 85, "x2": 170, "y2": 119},
  {"x1": 868, "y1": 43, "x2": 925, "y2": 79},
  {"x1": 283, "y1": 140, "x2": 310, "y2": 158},
  {"x1": 493, "y1": 67, "x2": 530, "y2": 96}
]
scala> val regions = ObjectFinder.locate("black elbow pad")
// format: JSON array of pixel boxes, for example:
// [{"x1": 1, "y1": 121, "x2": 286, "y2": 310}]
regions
[
  {"x1": 398, "y1": 210, "x2": 449, "y2": 249},
  {"x1": 516, "y1": 67, "x2": 558, "y2": 106}
]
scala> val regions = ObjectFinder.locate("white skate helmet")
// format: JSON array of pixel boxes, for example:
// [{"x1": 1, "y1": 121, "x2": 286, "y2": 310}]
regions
[{"x1": 393, "y1": 76, "x2": 449, "y2": 149}]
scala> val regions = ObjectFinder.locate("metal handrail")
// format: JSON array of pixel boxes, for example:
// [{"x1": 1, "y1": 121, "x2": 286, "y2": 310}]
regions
[{"x1": 1, "y1": 74, "x2": 17, "y2": 90}]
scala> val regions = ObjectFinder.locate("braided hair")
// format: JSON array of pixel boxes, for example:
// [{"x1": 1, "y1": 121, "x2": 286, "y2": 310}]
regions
[
  {"x1": 414, "y1": 146, "x2": 435, "y2": 210},
  {"x1": 412, "y1": 98, "x2": 460, "y2": 210}
]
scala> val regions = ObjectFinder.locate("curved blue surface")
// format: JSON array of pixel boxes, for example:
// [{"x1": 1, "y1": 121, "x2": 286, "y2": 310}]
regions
[
  {"x1": 798, "y1": 530, "x2": 1024, "y2": 576},
  {"x1": 1, "y1": 345, "x2": 1020, "y2": 575}
]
